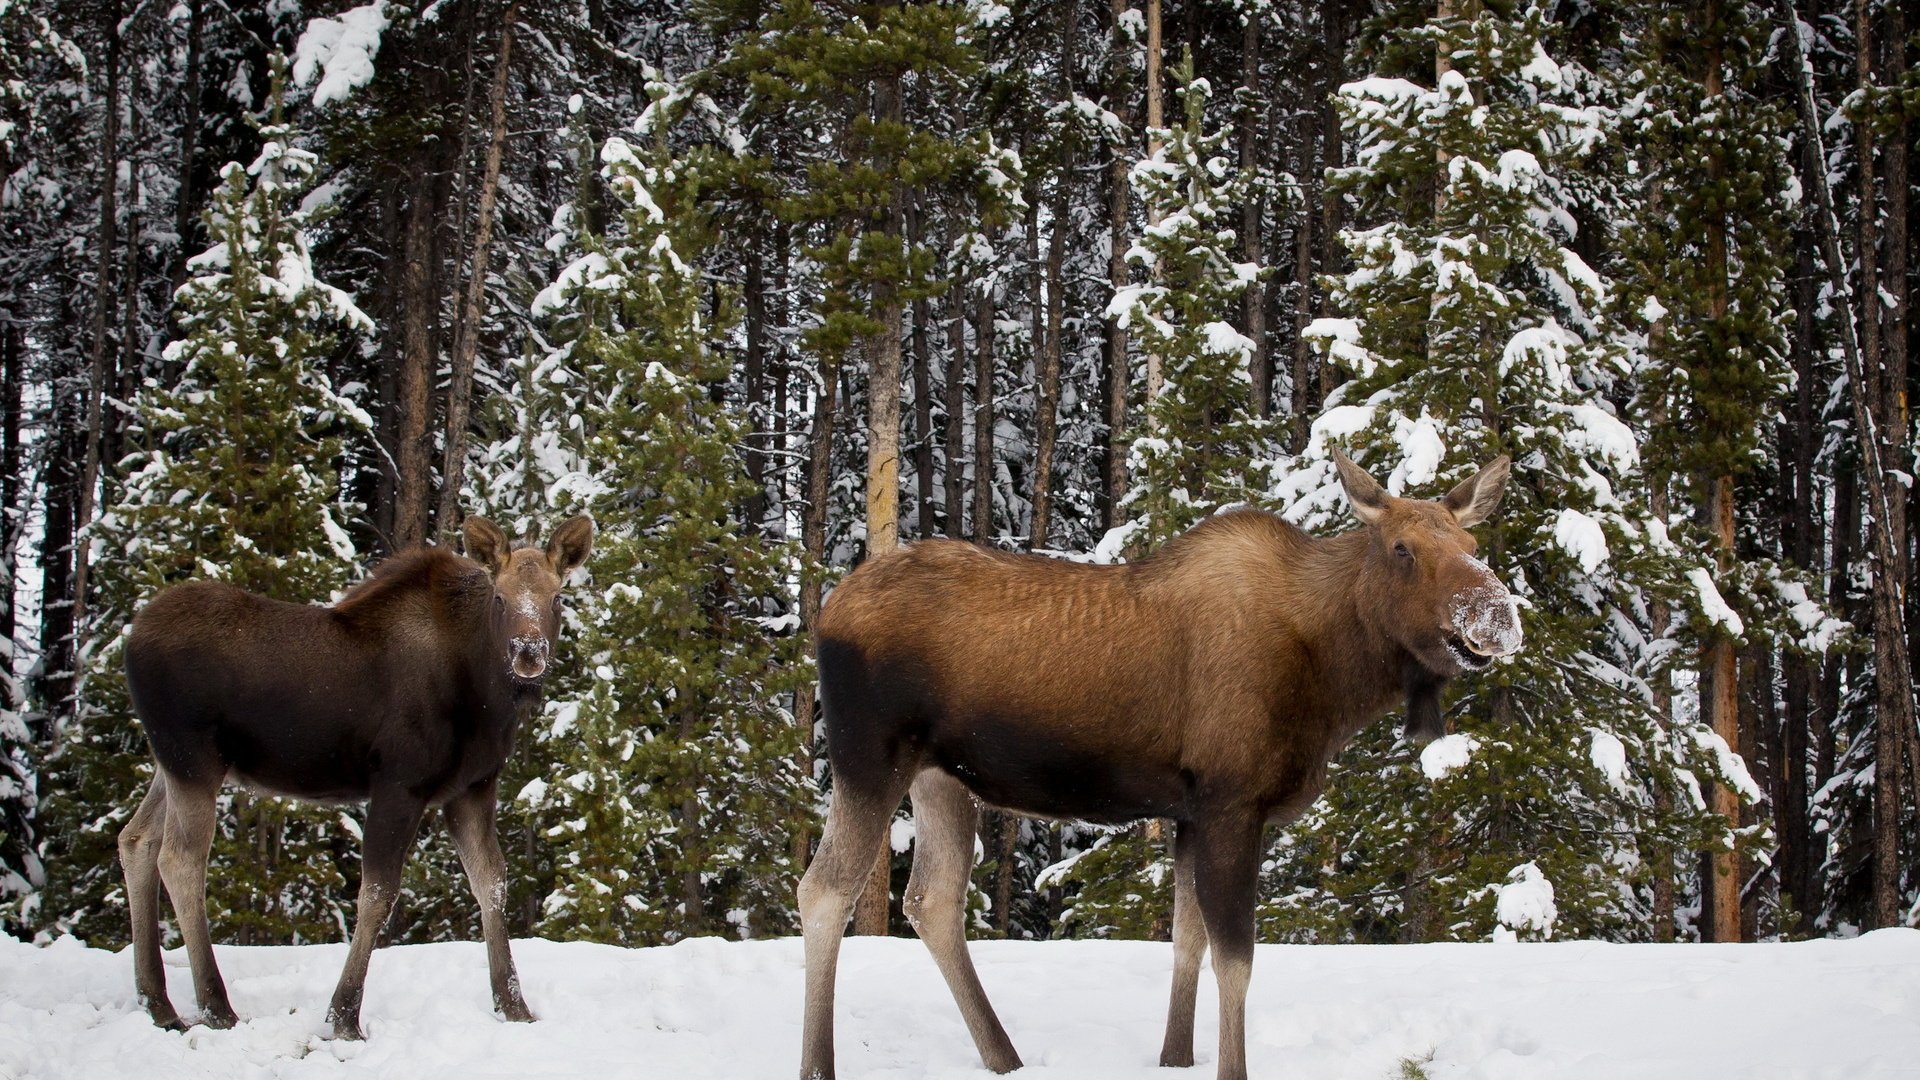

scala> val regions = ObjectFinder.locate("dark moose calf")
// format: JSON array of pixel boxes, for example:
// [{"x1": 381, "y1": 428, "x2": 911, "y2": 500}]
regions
[
  {"x1": 118, "y1": 515, "x2": 592, "y2": 1039},
  {"x1": 798, "y1": 453, "x2": 1522, "y2": 1080}
]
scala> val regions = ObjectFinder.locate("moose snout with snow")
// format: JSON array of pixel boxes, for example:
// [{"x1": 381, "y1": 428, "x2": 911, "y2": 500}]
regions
[{"x1": 797, "y1": 452, "x2": 1520, "y2": 1080}]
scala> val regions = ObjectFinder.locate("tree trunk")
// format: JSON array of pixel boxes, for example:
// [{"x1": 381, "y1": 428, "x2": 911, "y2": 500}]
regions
[
  {"x1": 973, "y1": 285, "x2": 997, "y2": 545},
  {"x1": 946, "y1": 302, "x2": 967, "y2": 538},
  {"x1": 1142, "y1": 0, "x2": 1164, "y2": 404},
  {"x1": 1104, "y1": 0, "x2": 1134, "y2": 528},
  {"x1": 1031, "y1": 1, "x2": 1074, "y2": 551},
  {"x1": 745, "y1": 234, "x2": 770, "y2": 530},
  {"x1": 74, "y1": 5, "x2": 124, "y2": 637},
  {"x1": 0, "y1": 317, "x2": 20, "y2": 702},
  {"x1": 167, "y1": 0, "x2": 204, "y2": 308},
  {"x1": 437, "y1": 4, "x2": 517, "y2": 542},
  {"x1": 392, "y1": 153, "x2": 441, "y2": 553},
  {"x1": 853, "y1": 65, "x2": 909, "y2": 938},
  {"x1": 1700, "y1": 6, "x2": 1741, "y2": 944},
  {"x1": 796, "y1": 351, "x2": 839, "y2": 871},
  {"x1": 1239, "y1": 12, "x2": 1269, "y2": 416},
  {"x1": 910, "y1": 204, "x2": 935, "y2": 539},
  {"x1": 1779, "y1": 223, "x2": 1822, "y2": 935}
]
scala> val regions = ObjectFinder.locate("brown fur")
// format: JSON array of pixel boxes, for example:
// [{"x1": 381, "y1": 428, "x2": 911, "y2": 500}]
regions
[
  {"x1": 796, "y1": 455, "x2": 1518, "y2": 1080},
  {"x1": 117, "y1": 515, "x2": 592, "y2": 1039}
]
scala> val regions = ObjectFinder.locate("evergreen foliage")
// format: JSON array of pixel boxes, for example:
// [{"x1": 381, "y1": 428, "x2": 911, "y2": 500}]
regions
[
  {"x1": 524, "y1": 87, "x2": 812, "y2": 944},
  {"x1": 40, "y1": 67, "x2": 372, "y2": 946},
  {"x1": 1262, "y1": 5, "x2": 1753, "y2": 943}
]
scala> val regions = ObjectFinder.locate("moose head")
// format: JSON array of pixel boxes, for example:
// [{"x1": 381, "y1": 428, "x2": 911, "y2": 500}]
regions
[
  {"x1": 463, "y1": 514, "x2": 595, "y2": 682},
  {"x1": 1333, "y1": 451, "x2": 1521, "y2": 741}
]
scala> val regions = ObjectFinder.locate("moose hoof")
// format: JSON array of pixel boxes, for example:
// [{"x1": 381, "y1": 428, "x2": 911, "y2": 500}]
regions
[
  {"x1": 984, "y1": 1049, "x2": 1023, "y2": 1074},
  {"x1": 149, "y1": 1008, "x2": 186, "y2": 1032},
  {"x1": 203, "y1": 1008, "x2": 240, "y2": 1030},
  {"x1": 327, "y1": 1011, "x2": 365, "y2": 1042},
  {"x1": 500, "y1": 1003, "x2": 536, "y2": 1024},
  {"x1": 1160, "y1": 1052, "x2": 1196, "y2": 1069}
]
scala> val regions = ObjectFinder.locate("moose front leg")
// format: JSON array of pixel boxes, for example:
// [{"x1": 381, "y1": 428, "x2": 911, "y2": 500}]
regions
[
  {"x1": 1190, "y1": 815, "x2": 1264, "y2": 1080},
  {"x1": 1160, "y1": 821, "x2": 1207, "y2": 1068},
  {"x1": 446, "y1": 777, "x2": 534, "y2": 1023},
  {"x1": 327, "y1": 788, "x2": 426, "y2": 1040}
]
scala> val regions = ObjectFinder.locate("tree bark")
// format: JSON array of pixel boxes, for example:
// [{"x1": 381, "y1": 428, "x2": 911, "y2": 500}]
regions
[
  {"x1": 1104, "y1": 0, "x2": 1134, "y2": 528},
  {"x1": 946, "y1": 302, "x2": 968, "y2": 538},
  {"x1": 973, "y1": 285, "x2": 997, "y2": 545},
  {"x1": 436, "y1": 3, "x2": 517, "y2": 543},
  {"x1": 1142, "y1": 0, "x2": 1164, "y2": 404},
  {"x1": 853, "y1": 65, "x2": 908, "y2": 938},
  {"x1": 1031, "y1": 1, "x2": 1074, "y2": 551},
  {"x1": 910, "y1": 204, "x2": 935, "y2": 539},
  {"x1": 796, "y1": 351, "x2": 839, "y2": 871},
  {"x1": 1239, "y1": 12, "x2": 1269, "y2": 417},
  {"x1": 392, "y1": 151, "x2": 441, "y2": 553},
  {"x1": 74, "y1": 3, "x2": 124, "y2": 638},
  {"x1": 1700, "y1": 5, "x2": 1741, "y2": 944}
]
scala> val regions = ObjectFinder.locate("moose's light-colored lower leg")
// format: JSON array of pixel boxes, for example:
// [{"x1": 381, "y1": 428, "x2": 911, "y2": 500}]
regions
[
  {"x1": 903, "y1": 770, "x2": 1021, "y2": 1073},
  {"x1": 1191, "y1": 817, "x2": 1263, "y2": 1080},
  {"x1": 154, "y1": 775, "x2": 236, "y2": 1028},
  {"x1": 326, "y1": 790, "x2": 426, "y2": 1041},
  {"x1": 446, "y1": 780, "x2": 534, "y2": 1023},
  {"x1": 119, "y1": 775, "x2": 179, "y2": 1028},
  {"x1": 1159, "y1": 823, "x2": 1206, "y2": 1068},
  {"x1": 798, "y1": 775, "x2": 910, "y2": 1080}
]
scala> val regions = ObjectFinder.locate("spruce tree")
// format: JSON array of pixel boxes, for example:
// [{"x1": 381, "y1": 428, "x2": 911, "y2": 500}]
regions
[
  {"x1": 1055, "y1": 53, "x2": 1276, "y2": 940},
  {"x1": 39, "y1": 65, "x2": 372, "y2": 946},
  {"x1": 1261, "y1": 4, "x2": 1748, "y2": 944},
  {"x1": 528, "y1": 86, "x2": 812, "y2": 944}
]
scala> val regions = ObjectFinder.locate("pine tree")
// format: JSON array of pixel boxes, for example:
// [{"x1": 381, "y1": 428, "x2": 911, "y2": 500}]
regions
[
  {"x1": 1055, "y1": 52, "x2": 1276, "y2": 940},
  {"x1": 528, "y1": 84, "x2": 812, "y2": 944},
  {"x1": 1260, "y1": 4, "x2": 1750, "y2": 944},
  {"x1": 38, "y1": 65, "x2": 373, "y2": 945}
]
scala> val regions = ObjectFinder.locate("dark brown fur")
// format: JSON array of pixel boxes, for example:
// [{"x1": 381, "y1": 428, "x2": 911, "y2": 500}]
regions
[
  {"x1": 117, "y1": 515, "x2": 591, "y2": 1040},
  {"x1": 796, "y1": 455, "x2": 1517, "y2": 1080}
]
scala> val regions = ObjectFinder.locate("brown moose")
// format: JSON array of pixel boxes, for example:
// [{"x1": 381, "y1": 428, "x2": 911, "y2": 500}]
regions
[
  {"x1": 117, "y1": 515, "x2": 592, "y2": 1039},
  {"x1": 797, "y1": 452, "x2": 1520, "y2": 1080}
]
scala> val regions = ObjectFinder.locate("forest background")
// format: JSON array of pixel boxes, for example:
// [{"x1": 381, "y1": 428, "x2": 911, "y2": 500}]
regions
[{"x1": 0, "y1": 0, "x2": 1915, "y2": 953}]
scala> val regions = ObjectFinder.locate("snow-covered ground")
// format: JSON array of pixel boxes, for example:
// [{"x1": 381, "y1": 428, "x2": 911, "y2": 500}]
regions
[{"x1": 4, "y1": 930, "x2": 1919, "y2": 1079}]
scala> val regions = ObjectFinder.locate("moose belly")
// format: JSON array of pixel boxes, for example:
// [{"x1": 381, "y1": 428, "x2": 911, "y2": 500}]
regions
[{"x1": 927, "y1": 712, "x2": 1189, "y2": 825}]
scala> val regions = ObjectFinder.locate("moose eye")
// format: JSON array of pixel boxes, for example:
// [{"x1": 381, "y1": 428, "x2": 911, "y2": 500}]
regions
[
  {"x1": 551, "y1": 595, "x2": 564, "y2": 612},
  {"x1": 493, "y1": 594, "x2": 506, "y2": 614},
  {"x1": 1393, "y1": 541, "x2": 1412, "y2": 560}
]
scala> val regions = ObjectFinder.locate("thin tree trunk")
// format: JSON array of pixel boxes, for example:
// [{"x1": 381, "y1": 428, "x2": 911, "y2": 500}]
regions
[
  {"x1": 437, "y1": 3, "x2": 517, "y2": 542},
  {"x1": 1647, "y1": 265, "x2": 1677, "y2": 939},
  {"x1": 74, "y1": 4, "x2": 124, "y2": 637},
  {"x1": 1239, "y1": 12, "x2": 1269, "y2": 416},
  {"x1": 945, "y1": 303, "x2": 967, "y2": 538},
  {"x1": 910, "y1": 203, "x2": 935, "y2": 539},
  {"x1": 168, "y1": 0, "x2": 203, "y2": 307},
  {"x1": 1104, "y1": 0, "x2": 1134, "y2": 528},
  {"x1": 852, "y1": 70, "x2": 908, "y2": 939},
  {"x1": 1779, "y1": 223, "x2": 1822, "y2": 935},
  {"x1": 0, "y1": 317, "x2": 19, "y2": 700},
  {"x1": 392, "y1": 154, "x2": 440, "y2": 553},
  {"x1": 1031, "y1": 0, "x2": 1074, "y2": 551},
  {"x1": 795, "y1": 351, "x2": 839, "y2": 871},
  {"x1": 1142, "y1": 0, "x2": 1164, "y2": 404},
  {"x1": 1700, "y1": 5, "x2": 1741, "y2": 944},
  {"x1": 973, "y1": 285, "x2": 996, "y2": 545},
  {"x1": 745, "y1": 235, "x2": 770, "y2": 530}
]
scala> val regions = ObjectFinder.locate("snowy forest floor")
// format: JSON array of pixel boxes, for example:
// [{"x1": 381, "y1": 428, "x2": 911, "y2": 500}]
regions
[{"x1": 4, "y1": 931, "x2": 1919, "y2": 1079}]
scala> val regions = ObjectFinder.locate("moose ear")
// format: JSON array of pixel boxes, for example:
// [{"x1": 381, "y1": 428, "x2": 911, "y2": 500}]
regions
[
  {"x1": 1443, "y1": 455, "x2": 1512, "y2": 528},
  {"x1": 1333, "y1": 450, "x2": 1388, "y2": 526},
  {"x1": 546, "y1": 515, "x2": 594, "y2": 578},
  {"x1": 462, "y1": 515, "x2": 511, "y2": 575}
]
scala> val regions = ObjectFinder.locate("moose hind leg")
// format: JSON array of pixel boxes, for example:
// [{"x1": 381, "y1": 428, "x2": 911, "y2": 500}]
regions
[
  {"x1": 904, "y1": 769, "x2": 1021, "y2": 1073},
  {"x1": 797, "y1": 767, "x2": 914, "y2": 1080},
  {"x1": 327, "y1": 788, "x2": 427, "y2": 1041},
  {"x1": 154, "y1": 772, "x2": 237, "y2": 1028},
  {"x1": 1190, "y1": 816, "x2": 1263, "y2": 1080},
  {"x1": 445, "y1": 779, "x2": 534, "y2": 1023},
  {"x1": 120, "y1": 775, "x2": 181, "y2": 1029},
  {"x1": 1160, "y1": 821, "x2": 1207, "y2": 1068}
]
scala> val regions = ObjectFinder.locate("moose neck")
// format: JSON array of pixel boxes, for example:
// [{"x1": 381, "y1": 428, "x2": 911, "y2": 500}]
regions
[{"x1": 1288, "y1": 528, "x2": 1430, "y2": 735}]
